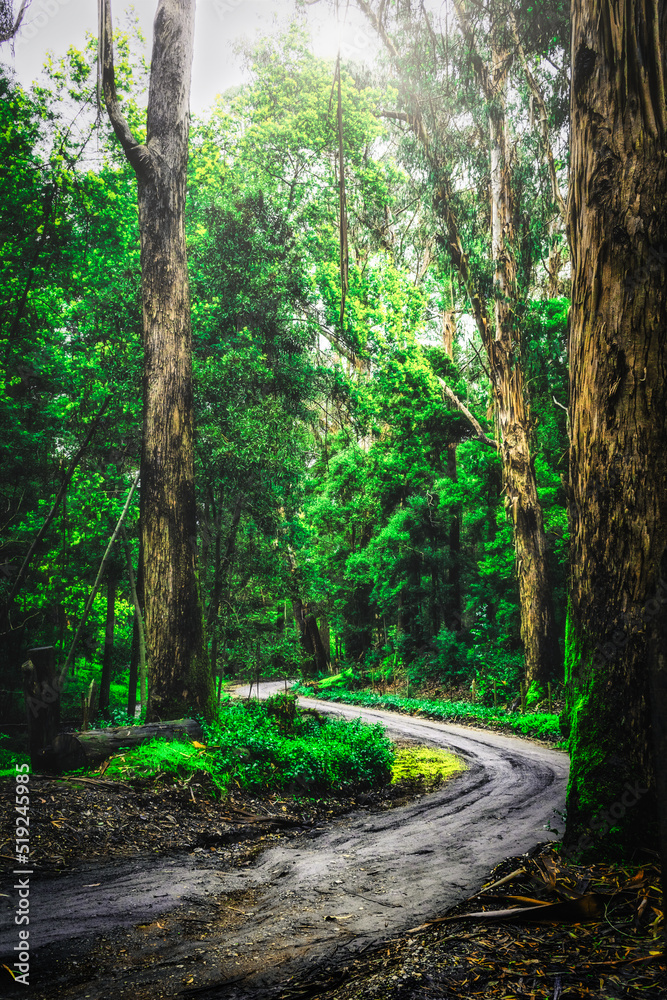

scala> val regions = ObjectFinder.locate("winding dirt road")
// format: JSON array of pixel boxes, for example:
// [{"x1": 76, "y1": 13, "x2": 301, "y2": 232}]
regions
[{"x1": 0, "y1": 688, "x2": 568, "y2": 999}]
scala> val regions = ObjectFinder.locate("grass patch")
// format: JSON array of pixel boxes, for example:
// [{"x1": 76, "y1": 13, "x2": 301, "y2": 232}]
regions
[
  {"x1": 293, "y1": 685, "x2": 564, "y2": 744},
  {"x1": 100, "y1": 696, "x2": 395, "y2": 797},
  {"x1": 0, "y1": 733, "x2": 29, "y2": 778},
  {"x1": 391, "y1": 746, "x2": 465, "y2": 790},
  {"x1": 103, "y1": 738, "x2": 228, "y2": 790}
]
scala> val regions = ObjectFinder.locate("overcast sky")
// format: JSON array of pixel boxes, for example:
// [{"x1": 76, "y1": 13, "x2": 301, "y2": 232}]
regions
[{"x1": 2, "y1": 0, "x2": 376, "y2": 111}]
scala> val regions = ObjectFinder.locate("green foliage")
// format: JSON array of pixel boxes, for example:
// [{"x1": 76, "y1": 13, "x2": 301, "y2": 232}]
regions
[
  {"x1": 317, "y1": 668, "x2": 359, "y2": 690},
  {"x1": 103, "y1": 737, "x2": 232, "y2": 794},
  {"x1": 0, "y1": 733, "x2": 29, "y2": 778},
  {"x1": 200, "y1": 699, "x2": 395, "y2": 795},
  {"x1": 101, "y1": 698, "x2": 394, "y2": 797},
  {"x1": 295, "y1": 685, "x2": 563, "y2": 743},
  {"x1": 0, "y1": 18, "x2": 571, "y2": 729},
  {"x1": 97, "y1": 707, "x2": 146, "y2": 729}
]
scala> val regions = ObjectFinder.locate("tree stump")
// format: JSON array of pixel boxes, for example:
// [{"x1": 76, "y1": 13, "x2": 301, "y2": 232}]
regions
[{"x1": 22, "y1": 647, "x2": 60, "y2": 771}]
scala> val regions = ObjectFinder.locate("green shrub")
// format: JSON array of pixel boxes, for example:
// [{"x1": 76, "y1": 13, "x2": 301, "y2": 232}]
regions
[
  {"x1": 100, "y1": 697, "x2": 395, "y2": 797},
  {"x1": 294, "y1": 685, "x2": 563, "y2": 743}
]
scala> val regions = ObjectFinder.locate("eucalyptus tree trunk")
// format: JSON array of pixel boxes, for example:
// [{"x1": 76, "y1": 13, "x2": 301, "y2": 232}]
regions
[
  {"x1": 443, "y1": 311, "x2": 461, "y2": 630},
  {"x1": 98, "y1": 567, "x2": 117, "y2": 714},
  {"x1": 564, "y1": 0, "x2": 667, "y2": 867},
  {"x1": 208, "y1": 494, "x2": 244, "y2": 681},
  {"x1": 359, "y1": 0, "x2": 561, "y2": 689},
  {"x1": 486, "y1": 42, "x2": 560, "y2": 690},
  {"x1": 101, "y1": 0, "x2": 214, "y2": 721}
]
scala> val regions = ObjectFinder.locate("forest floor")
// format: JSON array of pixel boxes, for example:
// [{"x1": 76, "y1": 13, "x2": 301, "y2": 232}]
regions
[{"x1": 0, "y1": 694, "x2": 664, "y2": 1000}]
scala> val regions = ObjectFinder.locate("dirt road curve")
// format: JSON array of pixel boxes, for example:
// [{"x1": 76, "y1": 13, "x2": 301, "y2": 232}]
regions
[{"x1": 0, "y1": 686, "x2": 568, "y2": 999}]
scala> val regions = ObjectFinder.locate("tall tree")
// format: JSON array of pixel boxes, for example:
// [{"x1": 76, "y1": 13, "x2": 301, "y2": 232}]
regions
[
  {"x1": 0, "y1": 0, "x2": 28, "y2": 42},
  {"x1": 100, "y1": 0, "x2": 215, "y2": 720},
  {"x1": 355, "y1": 0, "x2": 563, "y2": 689},
  {"x1": 564, "y1": 0, "x2": 667, "y2": 872}
]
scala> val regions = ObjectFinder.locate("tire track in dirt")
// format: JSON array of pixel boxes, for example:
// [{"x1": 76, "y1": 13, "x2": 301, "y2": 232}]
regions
[{"x1": 0, "y1": 686, "x2": 568, "y2": 999}]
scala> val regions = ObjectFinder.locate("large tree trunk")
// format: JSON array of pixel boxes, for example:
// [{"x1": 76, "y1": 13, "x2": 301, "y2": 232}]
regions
[
  {"x1": 101, "y1": 0, "x2": 214, "y2": 722},
  {"x1": 564, "y1": 0, "x2": 667, "y2": 865}
]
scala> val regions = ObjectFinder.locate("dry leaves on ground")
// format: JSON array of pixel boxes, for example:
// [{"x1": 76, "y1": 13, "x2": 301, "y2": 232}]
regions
[{"x1": 280, "y1": 847, "x2": 665, "y2": 1000}]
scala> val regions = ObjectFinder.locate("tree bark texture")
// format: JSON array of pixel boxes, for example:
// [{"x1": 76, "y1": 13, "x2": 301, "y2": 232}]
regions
[
  {"x1": 564, "y1": 0, "x2": 667, "y2": 860},
  {"x1": 98, "y1": 568, "x2": 117, "y2": 714},
  {"x1": 466, "y1": 23, "x2": 561, "y2": 689},
  {"x1": 22, "y1": 647, "x2": 60, "y2": 771},
  {"x1": 101, "y1": 0, "x2": 214, "y2": 721},
  {"x1": 291, "y1": 598, "x2": 329, "y2": 678}
]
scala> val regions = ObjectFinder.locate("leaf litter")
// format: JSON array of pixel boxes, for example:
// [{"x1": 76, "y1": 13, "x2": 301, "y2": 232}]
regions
[{"x1": 279, "y1": 845, "x2": 665, "y2": 1000}]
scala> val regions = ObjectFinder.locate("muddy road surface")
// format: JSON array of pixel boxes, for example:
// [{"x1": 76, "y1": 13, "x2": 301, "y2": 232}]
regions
[{"x1": 0, "y1": 687, "x2": 568, "y2": 999}]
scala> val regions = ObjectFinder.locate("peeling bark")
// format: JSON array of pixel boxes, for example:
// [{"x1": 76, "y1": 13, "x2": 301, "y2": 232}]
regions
[{"x1": 564, "y1": 0, "x2": 667, "y2": 863}]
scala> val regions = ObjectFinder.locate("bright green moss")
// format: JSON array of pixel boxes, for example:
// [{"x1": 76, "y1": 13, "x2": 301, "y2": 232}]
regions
[{"x1": 391, "y1": 746, "x2": 465, "y2": 789}]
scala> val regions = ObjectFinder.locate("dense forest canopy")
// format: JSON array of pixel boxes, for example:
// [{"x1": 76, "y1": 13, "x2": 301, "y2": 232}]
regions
[
  {"x1": 0, "y1": 10, "x2": 568, "y2": 693},
  {"x1": 1, "y1": 0, "x2": 665, "y2": 870}
]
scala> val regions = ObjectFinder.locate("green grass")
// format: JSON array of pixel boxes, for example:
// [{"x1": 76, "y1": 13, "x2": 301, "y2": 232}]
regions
[
  {"x1": 104, "y1": 737, "x2": 230, "y2": 792},
  {"x1": 293, "y1": 685, "x2": 565, "y2": 744},
  {"x1": 0, "y1": 733, "x2": 29, "y2": 778},
  {"x1": 100, "y1": 696, "x2": 395, "y2": 797}
]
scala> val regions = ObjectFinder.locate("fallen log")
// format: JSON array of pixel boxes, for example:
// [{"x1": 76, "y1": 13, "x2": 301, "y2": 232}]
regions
[{"x1": 38, "y1": 719, "x2": 203, "y2": 774}]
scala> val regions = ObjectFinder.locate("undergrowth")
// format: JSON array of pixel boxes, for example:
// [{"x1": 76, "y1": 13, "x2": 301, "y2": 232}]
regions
[
  {"x1": 101, "y1": 695, "x2": 395, "y2": 797},
  {"x1": 293, "y1": 685, "x2": 564, "y2": 744},
  {"x1": 0, "y1": 733, "x2": 28, "y2": 778}
]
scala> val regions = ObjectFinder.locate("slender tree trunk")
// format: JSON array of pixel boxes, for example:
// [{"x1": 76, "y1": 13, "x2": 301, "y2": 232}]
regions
[
  {"x1": 207, "y1": 495, "x2": 243, "y2": 683},
  {"x1": 442, "y1": 308, "x2": 455, "y2": 359},
  {"x1": 128, "y1": 616, "x2": 139, "y2": 718},
  {"x1": 443, "y1": 312, "x2": 462, "y2": 630},
  {"x1": 564, "y1": 0, "x2": 667, "y2": 869},
  {"x1": 291, "y1": 598, "x2": 329, "y2": 677},
  {"x1": 446, "y1": 443, "x2": 462, "y2": 630},
  {"x1": 122, "y1": 525, "x2": 144, "y2": 717},
  {"x1": 319, "y1": 615, "x2": 331, "y2": 662},
  {"x1": 98, "y1": 567, "x2": 117, "y2": 714},
  {"x1": 101, "y1": 0, "x2": 214, "y2": 721},
  {"x1": 486, "y1": 40, "x2": 560, "y2": 689},
  {"x1": 207, "y1": 494, "x2": 243, "y2": 629},
  {"x1": 358, "y1": 0, "x2": 561, "y2": 689},
  {"x1": 58, "y1": 471, "x2": 139, "y2": 687}
]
